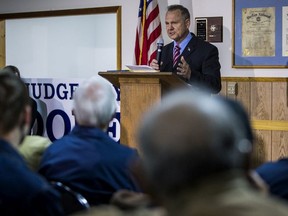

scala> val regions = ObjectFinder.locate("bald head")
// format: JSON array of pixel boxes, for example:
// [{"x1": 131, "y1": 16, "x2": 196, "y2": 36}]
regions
[{"x1": 137, "y1": 89, "x2": 253, "y2": 195}]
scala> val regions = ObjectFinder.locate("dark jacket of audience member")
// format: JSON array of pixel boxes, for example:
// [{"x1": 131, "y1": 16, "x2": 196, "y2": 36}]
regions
[
  {"x1": 256, "y1": 158, "x2": 288, "y2": 200},
  {"x1": 0, "y1": 71, "x2": 64, "y2": 216},
  {"x1": 39, "y1": 75, "x2": 141, "y2": 206},
  {"x1": 137, "y1": 89, "x2": 288, "y2": 216}
]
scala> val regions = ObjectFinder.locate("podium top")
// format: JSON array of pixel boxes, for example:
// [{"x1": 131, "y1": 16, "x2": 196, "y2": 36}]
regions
[{"x1": 98, "y1": 71, "x2": 187, "y2": 88}]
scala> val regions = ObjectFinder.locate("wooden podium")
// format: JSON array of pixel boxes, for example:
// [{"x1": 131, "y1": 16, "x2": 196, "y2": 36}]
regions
[{"x1": 98, "y1": 71, "x2": 187, "y2": 149}]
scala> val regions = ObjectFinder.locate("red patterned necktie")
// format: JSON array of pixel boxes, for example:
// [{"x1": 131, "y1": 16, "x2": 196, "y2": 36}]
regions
[{"x1": 173, "y1": 44, "x2": 180, "y2": 67}]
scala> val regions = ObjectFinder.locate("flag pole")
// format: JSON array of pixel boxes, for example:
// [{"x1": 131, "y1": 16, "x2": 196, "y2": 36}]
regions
[{"x1": 139, "y1": 0, "x2": 147, "y2": 65}]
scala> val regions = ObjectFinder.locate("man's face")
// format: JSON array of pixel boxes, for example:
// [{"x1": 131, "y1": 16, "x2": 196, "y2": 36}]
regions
[{"x1": 165, "y1": 9, "x2": 190, "y2": 43}]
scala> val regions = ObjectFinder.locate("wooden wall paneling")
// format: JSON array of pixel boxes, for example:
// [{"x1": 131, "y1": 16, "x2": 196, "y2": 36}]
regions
[
  {"x1": 0, "y1": 20, "x2": 5, "y2": 67},
  {"x1": 271, "y1": 82, "x2": 288, "y2": 160},
  {"x1": 235, "y1": 81, "x2": 251, "y2": 115},
  {"x1": 252, "y1": 130, "x2": 272, "y2": 167},
  {"x1": 272, "y1": 82, "x2": 288, "y2": 121},
  {"x1": 271, "y1": 131, "x2": 288, "y2": 160},
  {"x1": 250, "y1": 82, "x2": 272, "y2": 120},
  {"x1": 251, "y1": 82, "x2": 272, "y2": 162},
  {"x1": 219, "y1": 80, "x2": 227, "y2": 96}
]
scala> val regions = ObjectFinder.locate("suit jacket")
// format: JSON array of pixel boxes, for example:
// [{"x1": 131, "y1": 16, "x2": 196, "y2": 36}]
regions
[
  {"x1": 39, "y1": 125, "x2": 141, "y2": 206},
  {"x1": 160, "y1": 33, "x2": 221, "y2": 93},
  {"x1": 0, "y1": 138, "x2": 64, "y2": 216}
]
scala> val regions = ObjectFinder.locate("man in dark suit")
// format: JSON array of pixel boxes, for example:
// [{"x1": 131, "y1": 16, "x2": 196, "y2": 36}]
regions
[{"x1": 150, "y1": 4, "x2": 221, "y2": 93}]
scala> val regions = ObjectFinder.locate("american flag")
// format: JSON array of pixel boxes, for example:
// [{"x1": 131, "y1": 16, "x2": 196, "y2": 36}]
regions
[{"x1": 134, "y1": 0, "x2": 162, "y2": 65}]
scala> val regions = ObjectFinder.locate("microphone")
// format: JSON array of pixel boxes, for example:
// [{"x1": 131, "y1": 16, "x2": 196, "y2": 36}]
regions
[{"x1": 156, "y1": 38, "x2": 164, "y2": 65}]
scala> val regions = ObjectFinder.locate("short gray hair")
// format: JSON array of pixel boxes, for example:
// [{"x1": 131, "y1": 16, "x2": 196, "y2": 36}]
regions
[
  {"x1": 73, "y1": 75, "x2": 117, "y2": 128},
  {"x1": 167, "y1": 4, "x2": 190, "y2": 21},
  {"x1": 137, "y1": 89, "x2": 253, "y2": 196}
]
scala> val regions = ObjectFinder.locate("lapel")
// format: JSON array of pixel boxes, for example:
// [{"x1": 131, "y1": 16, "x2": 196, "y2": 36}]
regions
[
  {"x1": 168, "y1": 43, "x2": 174, "y2": 64},
  {"x1": 161, "y1": 42, "x2": 175, "y2": 71},
  {"x1": 180, "y1": 33, "x2": 198, "y2": 61}
]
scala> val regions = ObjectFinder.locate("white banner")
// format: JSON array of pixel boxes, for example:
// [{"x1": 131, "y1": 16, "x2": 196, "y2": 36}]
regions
[{"x1": 24, "y1": 78, "x2": 121, "y2": 142}]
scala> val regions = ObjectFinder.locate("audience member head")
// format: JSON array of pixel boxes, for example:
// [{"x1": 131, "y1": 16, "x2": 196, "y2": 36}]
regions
[
  {"x1": 0, "y1": 71, "x2": 31, "y2": 146},
  {"x1": 137, "y1": 89, "x2": 253, "y2": 198},
  {"x1": 72, "y1": 75, "x2": 117, "y2": 130},
  {"x1": 218, "y1": 97, "x2": 254, "y2": 169},
  {"x1": 2, "y1": 65, "x2": 38, "y2": 134},
  {"x1": 2, "y1": 65, "x2": 21, "y2": 77}
]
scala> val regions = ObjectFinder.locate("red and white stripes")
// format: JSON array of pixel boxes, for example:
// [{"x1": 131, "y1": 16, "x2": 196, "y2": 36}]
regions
[{"x1": 134, "y1": 0, "x2": 162, "y2": 65}]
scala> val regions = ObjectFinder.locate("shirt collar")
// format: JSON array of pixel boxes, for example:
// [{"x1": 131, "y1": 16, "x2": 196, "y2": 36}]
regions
[{"x1": 174, "y1": 33, "x2": 192, "y2": 54}]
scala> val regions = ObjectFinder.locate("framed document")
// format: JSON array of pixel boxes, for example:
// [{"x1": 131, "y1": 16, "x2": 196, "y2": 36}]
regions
[
  {"x1": 233, "y1": 0, "x2": 288, "y2": 68},
  {"x1": 283, "y1": 6, "x2": 288, "y2": 57}
]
